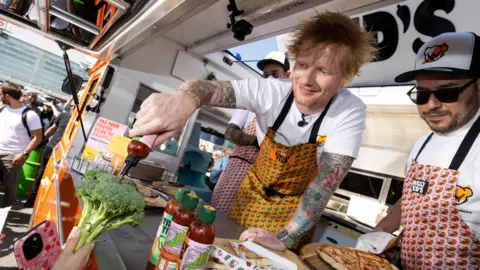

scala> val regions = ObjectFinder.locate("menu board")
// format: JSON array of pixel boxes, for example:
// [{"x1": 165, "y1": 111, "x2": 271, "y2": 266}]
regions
[{"x1": 82, "y1": 117, "x2": 129, "y2": 167}]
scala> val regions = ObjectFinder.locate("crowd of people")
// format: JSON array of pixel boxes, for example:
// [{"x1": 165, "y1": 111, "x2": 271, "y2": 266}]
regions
[{"x1": 0, "y1": 83, "x2": 72, "y2": 208}]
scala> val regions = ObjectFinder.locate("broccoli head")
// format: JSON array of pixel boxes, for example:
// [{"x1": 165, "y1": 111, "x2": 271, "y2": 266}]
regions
[{"x1": 75, "y1": 169, "x2": 145, "y2": 250}]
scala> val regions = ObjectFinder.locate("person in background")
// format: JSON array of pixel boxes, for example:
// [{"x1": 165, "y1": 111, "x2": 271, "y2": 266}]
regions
[
  {"x1": 0, "y1": 84, "x2": 43, "y2": 207},
  {"x1": 373, "y1": 32, "x2": 480, "y2": 269},
  {"x1": 24, "y1": 97, "x2": 74, "y2": 207},
  {"x1": 207, "y1": 149, "x2": 233, "y2": 190},
  {"x1": 211, "y1": 51, "x2": 291, "y2": 216},
  {"x1": 40, "y1": 103, "x2": 54, "y2": 128},
  {"x1": 24, "y1": 92, "x2": 41, "y2": 115},
  {"x1": 130, "y1": 12, "x2": 376, "y2": 251}
]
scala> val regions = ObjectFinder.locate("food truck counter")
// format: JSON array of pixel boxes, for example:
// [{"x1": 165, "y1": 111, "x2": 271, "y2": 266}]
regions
[{"x1": 71, "y1": 170, "x2": 244, "y2": 270}]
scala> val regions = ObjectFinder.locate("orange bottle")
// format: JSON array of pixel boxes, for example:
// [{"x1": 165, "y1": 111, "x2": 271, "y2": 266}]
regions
[
  {"x1": 118, "y1": 135, "x2": 156, "y2": 177},
  {"x1": 178, "y1": 205, "x2": 216, "y2": 270},
  {"x1": 156, "y1": 194, "x2": 199, "y2": 270},
  {"x1": 146, "y1": 188, "x2": 189, "y2": 270}
]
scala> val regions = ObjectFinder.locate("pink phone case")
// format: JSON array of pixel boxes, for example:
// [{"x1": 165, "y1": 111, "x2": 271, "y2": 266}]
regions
[{"x1": 14, "y1": 220, "x2": 62, "y2": 270}]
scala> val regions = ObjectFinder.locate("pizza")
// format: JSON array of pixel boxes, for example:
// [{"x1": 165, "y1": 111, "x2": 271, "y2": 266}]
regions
[
  {"x1": 317, "y1": 244, "x2": 398, "y2": 270},
  {"x1": 229, "y1": 241, "x2": 274, "y2": 266}
]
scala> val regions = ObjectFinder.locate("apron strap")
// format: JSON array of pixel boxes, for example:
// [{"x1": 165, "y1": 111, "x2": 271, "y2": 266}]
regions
[
  {"x1": 308, "y1": 97, "x2": 335, "y2": 144},
  {"x1": 449, "y1": 115, "x2": 480, "y2": 170},
  {"x1": 414, "y1": 132, "x2": 434, "y2": 161},
  {"x1": 272, "y1": 92, "x2": 294, "y2": 132}
]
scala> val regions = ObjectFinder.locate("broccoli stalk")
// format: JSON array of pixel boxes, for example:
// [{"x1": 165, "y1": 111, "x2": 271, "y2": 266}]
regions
[{"x1": 75, "y1": 170, "x2": 145, "y2": 251}]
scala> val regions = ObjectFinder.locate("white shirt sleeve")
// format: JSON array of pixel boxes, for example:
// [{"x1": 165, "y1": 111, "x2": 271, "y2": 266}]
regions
[
  {"x1": 231, "y1": 77, "x2": 291, "y2": 115},
  {"x1": 229, "y1": 110, "x2": 250, "y2": 129},
  {"x1": 323, "y1": 104, "x2": 367, "y2": 159},
  {"x1": 26, "y1": 110, "x2": 43, "y2": 131}
]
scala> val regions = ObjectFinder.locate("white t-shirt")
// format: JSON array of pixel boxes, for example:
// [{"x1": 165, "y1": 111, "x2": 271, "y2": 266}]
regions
[
  {"x1": 406, "y1": 109, "x2": 480, "y2": 237},
  {"x1": 0, "y1": 106, "x2": 42, "y2": 154},
  {"x1": 232, "y1": 78, "x2": 367, "y2": 158}
]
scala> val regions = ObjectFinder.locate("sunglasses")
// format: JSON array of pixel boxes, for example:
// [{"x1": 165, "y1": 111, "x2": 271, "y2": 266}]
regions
[
  {"x1": 407, "y1": 77, "x2": 478, "y2": 105},
  {"x1": 264, "y1": 72, "x2": 281, "y2": 79}
]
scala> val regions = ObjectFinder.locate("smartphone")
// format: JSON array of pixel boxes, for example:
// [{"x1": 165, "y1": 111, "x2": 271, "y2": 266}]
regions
[{"x1": 13, "y1": 220, "x2": 62, "y2": 270}]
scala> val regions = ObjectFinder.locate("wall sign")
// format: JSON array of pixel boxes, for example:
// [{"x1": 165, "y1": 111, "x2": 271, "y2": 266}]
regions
[{"x1": 351, "y1": 0, "x2": 477, "y2": 87}]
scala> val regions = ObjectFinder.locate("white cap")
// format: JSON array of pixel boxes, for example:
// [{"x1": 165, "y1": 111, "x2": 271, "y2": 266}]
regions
[
  {"x1": 395, "y1": 32, "x2": 480, "y2": 82},
  {"x1": 257, "y1": 51, "x2": 290, "y2": 71}
]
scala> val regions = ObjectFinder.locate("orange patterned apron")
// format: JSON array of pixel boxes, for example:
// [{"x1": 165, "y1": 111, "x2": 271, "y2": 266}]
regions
[
  {"x1": 401, "y1": 115, "x2": 480, "y2": 269},
  {"x1": 229, "y1": 92, "x2": 333, "y2": 246},
  {"x1": 211, "y1": 118, "x2": 259, "y2": 216}
]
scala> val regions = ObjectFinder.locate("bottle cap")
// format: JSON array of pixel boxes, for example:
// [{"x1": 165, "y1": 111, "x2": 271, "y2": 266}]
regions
[
  {"x1": 199, "y1": 205, "x2": 216, "y2": 225},
  {"x1": 174, "y1": 188, "x2": 189, "y2": 201},
  {"x1": 182, "y1": 193, "x2": 199, "y2": 210}
]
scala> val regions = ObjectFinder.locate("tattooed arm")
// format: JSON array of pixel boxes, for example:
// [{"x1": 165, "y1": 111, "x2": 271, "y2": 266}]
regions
[
  {"x1": 225, "y1": 124, "x2": 258, "y2": 146},
  {"x1": 277, "y1": 152, "x2": 354, "y2": 248},
  {"x1": 178, "y1": 80, "x2": 237, "y2": 108}
]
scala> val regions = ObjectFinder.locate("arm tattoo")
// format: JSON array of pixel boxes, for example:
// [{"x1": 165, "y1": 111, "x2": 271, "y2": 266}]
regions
[
  {"x1": 277, "y1": 152, "x2": 354, "y2": 248},
  {"x1": 225, "y1": 124, "x2": 257, "y2": 146},
  {"x1": 179, "y1": 80, "x2": 236, "y2": 108}
]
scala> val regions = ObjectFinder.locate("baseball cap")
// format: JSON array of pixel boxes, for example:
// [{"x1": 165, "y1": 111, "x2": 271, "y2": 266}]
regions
[
  {"x1": 257, "y1": 51, "x2": 290, "y2": 71},
  {"x1": 395, "y1": 32, "x2": 480, "y2": 83}
]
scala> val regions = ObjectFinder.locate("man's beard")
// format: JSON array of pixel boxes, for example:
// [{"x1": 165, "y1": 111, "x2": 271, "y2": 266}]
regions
[
  {"x1": 2, "y1": 97, "x2": 9, "y2": 106},
  {"x1": 421, "y1": 92, "x2": 479, "y2": 134}
]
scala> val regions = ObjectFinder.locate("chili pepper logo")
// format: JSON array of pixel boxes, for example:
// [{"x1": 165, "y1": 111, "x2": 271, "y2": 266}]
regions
[
  {"x1": 456, "y1": 185, "x2": 473, "y2": 205},
  {"x1": 422, "y1": 42, "x2": 449, "y2": 64}
]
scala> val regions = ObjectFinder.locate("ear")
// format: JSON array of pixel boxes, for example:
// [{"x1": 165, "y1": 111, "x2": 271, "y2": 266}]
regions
[{"x1": 285, "y1": 71, "x2": 291, "y2": 78}]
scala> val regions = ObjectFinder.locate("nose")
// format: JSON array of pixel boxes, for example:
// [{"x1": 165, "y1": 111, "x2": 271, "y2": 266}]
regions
[
  {"x1": 298, "y1": 67, "x2": 316, "y2": 86},
  {"x1": 425, "y1": 92, "x2": 442, "y2": 110}
]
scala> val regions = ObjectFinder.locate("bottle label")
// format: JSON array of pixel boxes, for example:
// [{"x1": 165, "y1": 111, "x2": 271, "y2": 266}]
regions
[
  {"x1": 150, "y1": 212, "x2": 173, "y2": 266},
  {"x1": 163, "y1": 221, "x2": 188, "y2": 255},
  {"x1": 179, "y1": 238, "x2": 212, "y2": 270},
  {"x1": 157, "y1": 258, "x2": 177, "y2": 270},
  {"x1": 133, "y1": 135, "x2": 156, "y2": 149}
]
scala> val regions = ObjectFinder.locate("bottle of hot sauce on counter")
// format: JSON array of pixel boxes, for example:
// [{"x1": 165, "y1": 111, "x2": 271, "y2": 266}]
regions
[
  {"x1": 146, "y1": 188, "x2": 190, "y2": 270},
  {"x1": 178, "y1": 205, "x2": 217, "y2": 270},
  {"x1": 118, "y1": 134, "x2": 157, "y2": 177},
  {"x1": 156, "y1": 194, "x2": 199, "y2": 270}
]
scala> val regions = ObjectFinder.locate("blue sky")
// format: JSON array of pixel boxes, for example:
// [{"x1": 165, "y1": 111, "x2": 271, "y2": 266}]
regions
[{"x1": 229, "y1": 36, "x2": 279, "y2": 73}]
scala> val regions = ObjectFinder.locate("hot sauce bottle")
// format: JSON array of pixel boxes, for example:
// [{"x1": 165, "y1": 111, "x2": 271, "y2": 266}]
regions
[
  {"x1": 178, "y1": 205, "x2": 217, "y2": 270},
  {"x1": 156, "y1": 194, "x2": 199, "y2": 270},
  {"x1": 147, "y1": 188, "x2": 190, "y2": 270},
  {"x1": 118, "y1": 135, "x2": 157, "y2": 177}
]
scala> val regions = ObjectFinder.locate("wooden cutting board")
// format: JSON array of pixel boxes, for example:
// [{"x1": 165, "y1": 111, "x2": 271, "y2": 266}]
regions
[
  {"x1": 214, "y1": 238, "x2": 310, "y2": 270},
  {"x1": 300, "y1": 243, "x2": 335, "y2": 270}
]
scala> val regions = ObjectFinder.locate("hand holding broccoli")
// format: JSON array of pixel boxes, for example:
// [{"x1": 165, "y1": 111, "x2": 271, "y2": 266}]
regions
[{"x1": 75, "y1": 169, "x2": 145, "y2": 250}]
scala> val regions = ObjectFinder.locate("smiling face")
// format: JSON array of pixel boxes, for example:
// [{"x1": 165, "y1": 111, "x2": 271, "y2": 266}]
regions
[
  {"x1": 416, "y1": 73, "x2": 479, "y2": 134},
  {"x1": 291, "y1": 46, "x2": 343, "y2": 114}
]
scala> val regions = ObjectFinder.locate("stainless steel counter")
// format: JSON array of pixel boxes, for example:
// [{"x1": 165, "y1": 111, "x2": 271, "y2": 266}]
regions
[{"x1": 322, "y1": 209, "x2": 373, "y2": 234}]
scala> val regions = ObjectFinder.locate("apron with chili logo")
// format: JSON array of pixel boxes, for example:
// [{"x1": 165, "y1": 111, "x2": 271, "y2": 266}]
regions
[
  {"x1": 401, "y1": 115, "x2": 480, "y2": 269},
  {"x1": 229, "y1": 92, "x2": 333, "y2": 249},
  {"x1": 211, "y1": 118, "x2": 260, "y2": 216}
]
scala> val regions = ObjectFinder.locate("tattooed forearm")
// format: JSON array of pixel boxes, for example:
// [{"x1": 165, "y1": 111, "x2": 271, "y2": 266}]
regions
[
  {"x1": 277, "y1": 152, "x2": 354, "y2": 248},
  {"x1": 179, "y1": 80, "x2": 236, "y2": 108},
  {"x1": 225, "y1": 124, "x2": 257, "y2": 146}
]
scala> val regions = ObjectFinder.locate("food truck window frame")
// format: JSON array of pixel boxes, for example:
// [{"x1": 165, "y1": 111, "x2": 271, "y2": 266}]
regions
[{"x1": 335, "y1": 169, "x2": 392, "y2": 206}]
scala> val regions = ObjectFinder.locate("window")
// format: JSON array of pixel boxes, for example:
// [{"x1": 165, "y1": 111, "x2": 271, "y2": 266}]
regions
[
  {"x1": 386, "y1": 178, "x2": 403, "y2": 206},
  {"x1": 338, "y1": 172, "x2": 384, "y2": 200}
]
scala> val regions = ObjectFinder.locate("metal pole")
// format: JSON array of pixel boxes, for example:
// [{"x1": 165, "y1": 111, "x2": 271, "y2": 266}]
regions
[
  {"x1": 62, "y1": 51, "x2": 88, "y2": 142},
  {"x1": 52, "y1": 151, "x2": 65, "y2": 245}
]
